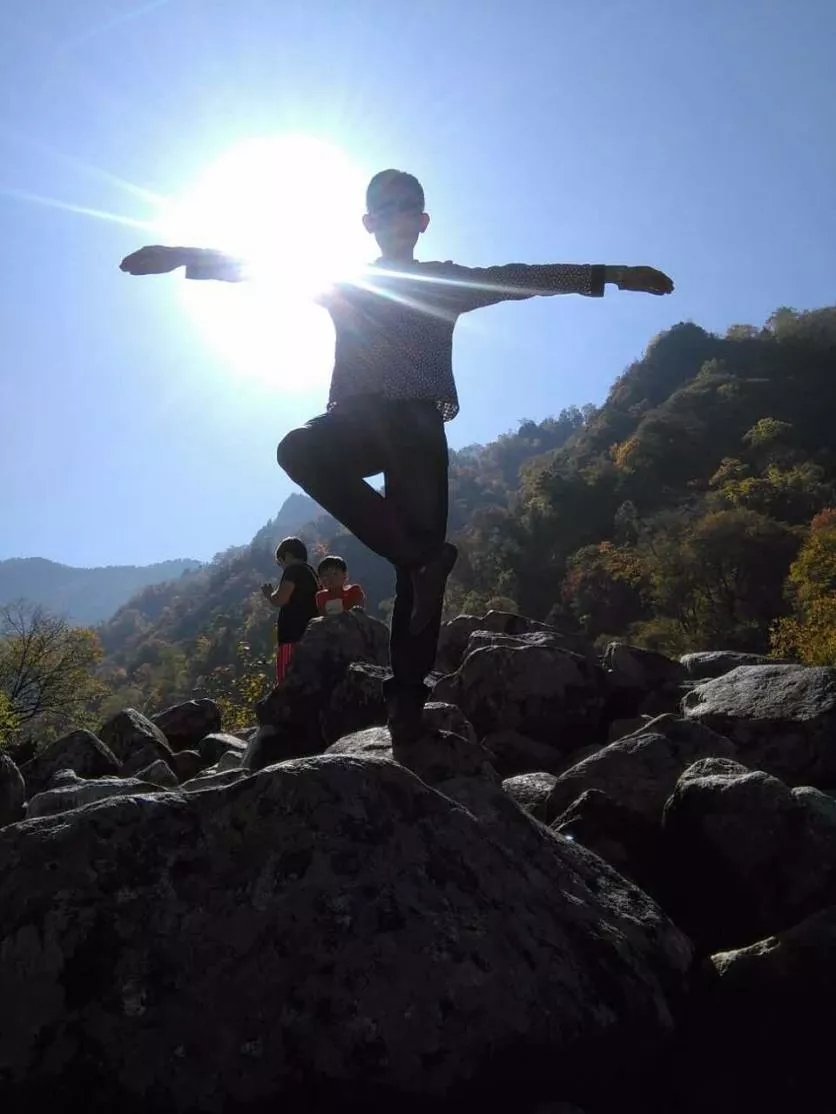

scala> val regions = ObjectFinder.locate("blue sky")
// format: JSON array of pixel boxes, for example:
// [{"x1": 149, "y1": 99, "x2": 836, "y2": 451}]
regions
[{"x1": 0, "y1": 0, "x2": 834, "y2": 567}]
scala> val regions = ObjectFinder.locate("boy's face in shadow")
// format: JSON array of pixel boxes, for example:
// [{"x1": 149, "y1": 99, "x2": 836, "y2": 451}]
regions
[
  {"x1": 320, "y1": 567, "x2": 347, "y2": 592},
  {"x1": 363, "y1": 191, "x2": 429, "y2": 258}
]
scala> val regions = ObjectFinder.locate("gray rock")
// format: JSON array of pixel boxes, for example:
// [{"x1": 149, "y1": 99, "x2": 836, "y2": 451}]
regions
[
  {"x1": 679, "y1": 905, "x2": 836, "y2": 1114},
  {"x1": 422, "y1": 701, "x2": 477, "y2": 743},
  {"x1": 98, "y1": 708, "x2": 173, "y2": 766},
  {"x1": 321, "y1": 662, "x2": 389, "y2": 744},
  {"x1": 433, "y1": 639, "x2": 604, "y2": 747},
  {"x1": 170, "y1": 749, "x2": 204, "y2": 783},
  {"x1": 502, "y1": 772, "x2": 558, "y2": 819},
  {"x1": 216, "y1": 751, "x2": 243, "y2": 772},
  {"x1": 662, "y1": 756, "x2": 836, "y2": 950},
  {"x1": 120, "y1": 742, "x2": 170, "y2": 777},
  {"x1": 255, "y1": 610, "x2": 390, "y2": 752},
  {"x1": 481, "y1": 730, "x2": 570, "y2": 778},
  {"x1": 198, "y1": 732, "x2": 247, "y2": 766},
  {"x1": 551, "y1": 789, "x2": 664, "y2": 900},
  {"x1": 19, "y1": 729, "x2": 120, "y2": 798},
  {"x1": 680, "y1": 650, "x2": 791, "y2": 681},
  {"x1": 326, "y1": 725, "x2": 500, "y2": 788},
  {"x1": 607, "y1": 716, "x2": 652, "y2": 742},
  {"x1": 682, "y1": 664, "x2": 836, "y2": 787},
  {"x1": 181, "y1": 769, "x2": 250, "y2": 793},
  {"x1": 435, "y1": 610, "x2": 592, "y2": 675},
  {"x1": 0, "y1": 753, "x2": 25, "y2": 827},
  {"x1": 0, "y1": 755, "x2": 692, "y2": 1111},
  {"x1": 152, "y1": 698, "x2": 222, "y2": 752},
  {"x1": 134, "y1": 759, "x2": 180, "y2": 789},
  {"x1": 603, "y1": 641, "x2": 685, "y2": 692},
  {"x1": 543, "y1": 715, "x2": 736, "y2": 824},
  {"x1": 26, "y1": 772, "x2": 168, "y2": 818}
]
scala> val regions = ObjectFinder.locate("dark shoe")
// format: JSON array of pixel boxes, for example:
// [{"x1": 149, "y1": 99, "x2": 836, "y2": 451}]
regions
[{"x1": 409, "y1": 542, "x2": 458, "y2": 636}]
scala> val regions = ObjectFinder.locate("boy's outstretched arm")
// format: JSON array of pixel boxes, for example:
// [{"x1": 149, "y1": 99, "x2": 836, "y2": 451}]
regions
[
  {"x1": 119, "y1": 245, "x2": 245, "y2": 282},
  {"x1": 444, "y1": 262, "x2": 673, "y2": 311}
]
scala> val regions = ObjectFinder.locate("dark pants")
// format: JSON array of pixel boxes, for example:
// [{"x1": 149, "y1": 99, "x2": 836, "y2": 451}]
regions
[{"x1": 276, "y1": 396, "x2": 449, "y2": 697}]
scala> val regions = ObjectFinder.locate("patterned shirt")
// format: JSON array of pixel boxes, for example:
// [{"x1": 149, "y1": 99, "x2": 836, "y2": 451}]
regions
[
  {"x1": 319, "y1": 260, "x2": 606, "y2": 421},
  {"x1": 186, "y1": 254, "x2": 606, "y2": 422}
]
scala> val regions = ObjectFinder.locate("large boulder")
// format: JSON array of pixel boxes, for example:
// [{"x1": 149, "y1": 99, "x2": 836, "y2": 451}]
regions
[
  {"x1": 551, "y1": 789, "x2": 665, "y2": 902},
  {"x1": 120, "y1": 742, "x2": 170, "y2": 777},
  {"x1": 256, "y1": 611, "x2": 390, "y2": 745},
  {"x1": 0, "y1": 755, "x2": 692, "y2": 1112},
  {"x1": 543, "y1": 715, "x2": 736, "y2": 824},
  {"x1": 170, "y1": 749, "x2": 203, "y2": 783},
  {"x1": 19, "y1": 729, "x2": 120, "y2": 799},
  {"x1": 669, "y1": 907, "x2": 836, "y2": 1114},
  {"x1": 422, "y1": 702, "x2": 477, "y2": 743},
  {"x1": 325, "y1": 726, "x2": 499, "y2": 788},
  {"x1": 501, "y1": 772, "x2": 557, "y2": 819},
  {"x1": 433, "y1": 637, "x2": 604, "y2": 748},
  {"x1": 321, "y1": 662, "x2": 390, "y2": 744},
  {"x1": 181, "y1": 769, "x2": 249, "y2": 793},
  {"x1": 0, "y1": 753, "x2": 25, "y2": 828},
  {"x1": 26, "y1": 771, "x2": 169, "y2": 819},
  {"x1": 152, "y1": 698, "x2": 222, "y2": 752},
  {"x1": 680, "y1": 650, "x2": 791, "y2": 681},
  {"x1": 134, "y1": 759, "x2": 180, "y2": 790},
  {"x1": 435, "y1": 611, "x2": 592, "y2": 675},
  {"x1": 197, "y1": 732, "x2": 247, "y2": 767},
  {"x1": 604, "y1": 643, "x2": 685, "y2": 692},
  {"x1": 661, "y1": 757, "x2": 836, "y2": 950},
  {"x1": 682, "y1": 664, "x2": 836, "y2": 787},
  {"x1": 482, "y1": 731, "x2": 567, "y2": 778},
  {"x1": 98, "y1": 708, "x2": 173, "y2": 767}
]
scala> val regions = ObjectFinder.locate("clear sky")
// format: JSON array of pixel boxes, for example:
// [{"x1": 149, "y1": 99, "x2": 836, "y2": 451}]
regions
[{"x1": 1, "y1": 0, "x2": 834, "y2": 567}]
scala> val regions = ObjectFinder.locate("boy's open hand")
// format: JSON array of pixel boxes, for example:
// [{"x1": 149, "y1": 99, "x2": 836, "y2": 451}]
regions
[
  {"x1": 616, "y1": 266, "x2": 674, "y2": 295},
  {"x1": 260, "y1": 583, "x2": 274, "y2": 599},
  {"x1": 119, "y1": 245, "x2": 185, "y2": 275}
]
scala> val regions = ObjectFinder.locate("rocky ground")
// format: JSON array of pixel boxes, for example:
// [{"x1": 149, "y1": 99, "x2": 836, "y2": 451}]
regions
[{"x1": 1, "y1": 608, "x2": 834, "y2": 1113}]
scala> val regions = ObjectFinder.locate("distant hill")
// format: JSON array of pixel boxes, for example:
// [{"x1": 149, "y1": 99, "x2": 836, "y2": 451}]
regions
[
  {"x1": 0, "y1": 496, "x2": 324, "y2": 629},
  {"x1": 0, "y1": 556, "x2": 204, "y2": 626}
]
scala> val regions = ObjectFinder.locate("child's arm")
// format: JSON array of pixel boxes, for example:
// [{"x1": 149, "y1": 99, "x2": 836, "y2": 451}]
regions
[
  {"x1": 348, "y1": 584, "x2": 366, "y2": 609},
  {"x1": 261, "y1": 580, "x2": 295, "y2": 608},
  {"x1": 120, "y1": 245, "x2": 245, "y2": 282},
  {"x1": 441, "y1": 262, "x2": 673, "y2": 312}
]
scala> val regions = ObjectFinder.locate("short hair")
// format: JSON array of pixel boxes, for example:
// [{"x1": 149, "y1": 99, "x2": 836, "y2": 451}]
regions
[
  {"x1": 276, "y1": 536, "x2": 308, "y2": 562},
  {"x1": 317, "y1": 554, "x2": 347, "y2": 575},
  {"x1": 366, "y1": 169, "x2": 425, "y2": 214}
]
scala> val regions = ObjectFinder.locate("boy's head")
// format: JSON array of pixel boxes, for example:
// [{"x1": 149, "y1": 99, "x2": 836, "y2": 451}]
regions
[
  {"x1": 276, "y1": 536, "x2": 308, "y2": 566},
  {"x1": 363, "y1": 170, "x2": 429, "y2": 257},
  {"x1": 317, "y1": 554, "x2": 348, "y2": 591}
]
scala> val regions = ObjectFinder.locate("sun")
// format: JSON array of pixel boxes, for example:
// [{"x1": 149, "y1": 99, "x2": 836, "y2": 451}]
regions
[{"x1": 158, "y1": 135, "x2": 371, "y2": 388}]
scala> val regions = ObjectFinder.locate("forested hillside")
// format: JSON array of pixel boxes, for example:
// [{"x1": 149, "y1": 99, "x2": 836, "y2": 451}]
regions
[{"x1": 94, "y1": 304, "x2": 836, "y2": 719}]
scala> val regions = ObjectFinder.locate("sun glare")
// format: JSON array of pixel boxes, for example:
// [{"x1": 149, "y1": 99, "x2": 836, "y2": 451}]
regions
[{"x1": 159, "y1": 136, "x2": 371, "y2": 388}]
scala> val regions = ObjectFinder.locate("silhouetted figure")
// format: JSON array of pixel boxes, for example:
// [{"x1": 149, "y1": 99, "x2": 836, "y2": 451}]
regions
[
  {"x1": 260, "y1": 537, "x2": 319, "y2": 683},
  {"x1": 120, "y1": 169, "x2": 673, "y2": 741}
]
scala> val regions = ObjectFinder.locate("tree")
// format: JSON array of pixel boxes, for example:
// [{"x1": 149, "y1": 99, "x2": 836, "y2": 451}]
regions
[
  {"x1": 562, "y1": 542, "x2": 648, "y2": 641},
  {"x1": 0, "y1": 602, "x2": 105, "y2": 742},
  {"x1": 640, "y1": 508, "x2": 799, "y2": 652},
  {"x1": 771, "y1": 509, "x2": 836, "y2": 664},
  {"x1": 0, "y1": 691, "x2": 18, "y2": 749}
]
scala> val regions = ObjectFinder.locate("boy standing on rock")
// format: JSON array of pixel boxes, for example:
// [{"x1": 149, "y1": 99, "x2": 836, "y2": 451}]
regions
[
  {"x1": 260, "y1": 537, "x2": 319, "y2": 683},
  {"x1": 120, "y1": 169, "x2": 673, "y2": 742}
]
